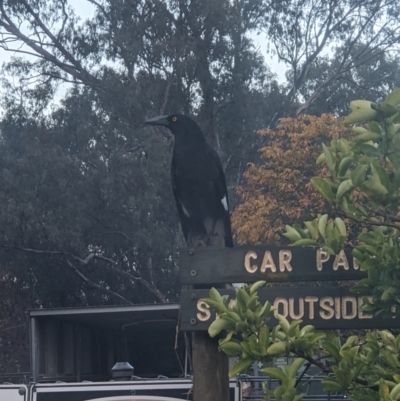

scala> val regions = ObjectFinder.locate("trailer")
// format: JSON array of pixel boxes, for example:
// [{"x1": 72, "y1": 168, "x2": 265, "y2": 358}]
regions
[
  {"x1": 1, "y1": 379, "x2": 239, "y2": 401},
  {"x1": 0, "y1": 303, "x2": 344, "y2": 401},
  {"x1": 0, "y1": 304, "x2": 239, "y2": 401}
]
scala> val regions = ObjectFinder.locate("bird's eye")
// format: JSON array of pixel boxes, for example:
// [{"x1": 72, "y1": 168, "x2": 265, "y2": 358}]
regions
[{"x1": 172, "y1": 116, "x2": 178, "y2": 122}]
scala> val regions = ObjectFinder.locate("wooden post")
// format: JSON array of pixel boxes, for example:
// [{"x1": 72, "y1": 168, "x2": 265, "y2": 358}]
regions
[
  {"x1": 190, "y1": 237, "x2": 230, "y2": 401},
  {"x1": 192, "y1": 330, "x2": 229, "y2": 401}
]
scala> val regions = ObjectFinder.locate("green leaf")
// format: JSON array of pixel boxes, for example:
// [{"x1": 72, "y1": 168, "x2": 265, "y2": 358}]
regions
[
  {"x1": 292, "y1": 238, "x2": 318, "y2": 247},
  {"x1": 374, "y1": 102, "x2": 399, "y2": 118},
  {"x1": 321, "y1": 378, "x2": 344, "y2": 392},
  {"x1": 371, "y1": 162, "x2": 390, "y2": 191},
  {"x1": 361, "y1": 179, "x2": 388, "y2": 199},
  {"x1": 385, "y1": 89, "x2": 400, "y2": 107},
  {"x1": 208, "y1": 318, "x2": 233, "y2": 337},
  {"x1": 293, "y1": 394, "x2": 306, "y2": 401},
  {"x1": 352, "y1": 126, "x2": 369, "y2": 135},
  {"x1": 228, "y1": 358, "x2": 254, "y2": 377},
  {"x1": 283, "y1": 225, "x2": 302, "y2": 242},
  {"x1": 358, "y1": 232, "x2": 379, "y2": 245},
  {"x1": 210, "y1": 287, "x2": 223, "y2": 303},
  {"x1": 344, "y1": 100, "x2": 378, "y2": 124},
  {"x1": 322, "y1": 143, "x2": 336, "y2": 175},
  {"x1": 318, "y1": 214, "x2": 328, "y2": 239},
  {"x1": 381, "y1": 287, "x2": 397, "y2": 301},
  {"x1": 350, "y1": 164, "x2": 368, "y2": 186},
  {"x1": 316, "y1": 152, "x2": 326, "y2": 164},
  {"x1": 390, "y1": 382, "x2": 400, "y2": 400},
  {"x1": 304, "y1": 220, "x2": 317, "y2": 239},
  {"x1": 259, "y1": 325, "x2": 269, "y2": 349},
  {"x1": 202, "y1": 298, "x2": 228, "y2": 314},
  {"x1": 219, "y1": 341, "x2": 242, "y2": 356},
  {"x1": 360, "y1": 258, "x2": 380, "y2": 271},
  {"x1": 292, "y1": 224, "x2": 310, "y2": 238},
  {"x1": 277, "y1": 314, "x2": 291, "y2": 334},
  {"x1": 288, "y1": 358, "x2": 305, "y2": 377},
  {"x1": 369, "y1": 121, "x2": 382, "y2": 133},
  {"x1": 288, "y1": 320, "x2": 303, "y2": 337},
  {"x1": 311, "y1": 177, "x2": 333, "y2": 202},
  {"x1": 336, "y1": 179, "x2": 354, "y2": 203},
  {"x1": 353, "y1": 131, "x2": 382, "y2": 143},
  {"x1": 355, "y1": 143, "x2": 380, "y2": 157},
  {"x1": 267, "y1": 341, "x2": 288, "y2": 356},
  {"x1": 338, "y1": 157, "x2": 353, "y2": 177},
  {"x1": 321, "y1": 341, "x2": 341, "y2": 361},
  {"x1": 356, "y1": 244, "x2": 379, "y2": 257},
  {"x1": 259, "y1": 300, "x2": 272, "y2": 318},
  {"x1": 249, "y1": 280, "x2": 266, "y2": 294},
  {"x1": 334, "y1": 218, "x2": 346, "y2": 237},
  {"x1": 261, "y1": 367, "x2": 287, "y2": 382}
]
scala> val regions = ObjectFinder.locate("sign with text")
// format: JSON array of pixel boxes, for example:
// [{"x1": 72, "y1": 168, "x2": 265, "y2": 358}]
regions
[
  {"x1": 179, "y1": 287, "x2": 399, "y2": 331},
  {"x1": 179, "y1": 246, "x2": 365, "y2": 284}
]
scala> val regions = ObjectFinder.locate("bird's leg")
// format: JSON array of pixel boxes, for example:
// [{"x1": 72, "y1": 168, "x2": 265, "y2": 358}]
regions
[
  {"x1": 202, "y1": 217, "x2": 225, "y2": 247},
  {"x1": 209, "y1": 235, "x2": 225, "y2": 247},
  {"x1": 188, "y1": 233, "x2": 208, "y2": 248}
]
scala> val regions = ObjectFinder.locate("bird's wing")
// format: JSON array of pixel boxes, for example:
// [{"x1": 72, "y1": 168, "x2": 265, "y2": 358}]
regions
[
  {"x1": 171, "y1": 173, "x2": 191, "y2": 242},
  {"x1": 171, "y1": 144, "x2": 234, "y2": 247},
  {"x1": 209, "y1": 148, "x2": 234, "y2": 247}
]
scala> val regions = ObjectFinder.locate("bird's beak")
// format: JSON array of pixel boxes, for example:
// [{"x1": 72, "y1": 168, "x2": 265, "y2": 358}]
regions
[{"x1": 144, "y1": 115, "x2": 169, "y2": 127}]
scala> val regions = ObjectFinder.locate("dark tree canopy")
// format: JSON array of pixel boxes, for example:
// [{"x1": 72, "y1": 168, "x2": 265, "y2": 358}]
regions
[{"x1": 0, "y1": 0, "x2": 399, "y2": 374}]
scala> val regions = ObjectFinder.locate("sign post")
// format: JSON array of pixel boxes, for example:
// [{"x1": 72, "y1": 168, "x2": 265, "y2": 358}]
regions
[
  {"x1": 192, "y1": 330, "x2": 229, "y2": 401},
  {"x1": 179, "y1": 245, "x2": 393, "y2": 400},
  {"x1": 188, "y1": 245, "x2": 229, "y2": 401},
  {"x1": 180, "y1": 286, "x2": 400, "y2": 331},
  {"x1": 179, "y1": 246, "x2": 365, "y2": 285}
]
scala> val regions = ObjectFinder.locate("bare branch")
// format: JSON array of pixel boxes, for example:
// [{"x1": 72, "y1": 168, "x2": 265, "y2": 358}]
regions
[
  {"x1": 74, "y1": 252, "x2": 167, "y2": 303},
  {"x1": 268, "y1": 0, "x2": 400, "y2": 117},
  {"x1": 86, "y1": 0, "x2": 108, "y2": 19},
  {"x1": 66, "y1": 259, "x2": 133, "y2": 304}
]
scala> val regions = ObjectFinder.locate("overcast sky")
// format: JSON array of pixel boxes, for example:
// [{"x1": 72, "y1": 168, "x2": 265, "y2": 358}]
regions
[{"x1": 0, "y1": 0, "x2": 286, "y2": 112}]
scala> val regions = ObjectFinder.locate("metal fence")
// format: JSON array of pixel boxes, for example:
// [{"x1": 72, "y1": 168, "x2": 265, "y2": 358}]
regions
[
  {"x1": 239, "y1": 375, "x2": 347, "y2": 401},
  {"x1": 0, "y1": 372, "x2": 30, "y2": 384}
]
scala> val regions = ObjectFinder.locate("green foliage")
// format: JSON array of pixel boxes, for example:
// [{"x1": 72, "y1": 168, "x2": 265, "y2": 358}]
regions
[
  {"x1": 285, "y1": 88, "x2": 400, "y2": 318},
  {"x1": 204, "y1": 285, "x2": 400, "y2": 401},
  {"x1": 203, "y1": 283, "x2": 324, "y2": 401},
  {"x1": 261, "y1": 357, "x2": 306, "y2": 401},
  {"x1": 283, "y1": 214, "x2": 347, "y2": 254},
  {"x1": 206, "y1": 90, "x2": 400, "y2": 400}
]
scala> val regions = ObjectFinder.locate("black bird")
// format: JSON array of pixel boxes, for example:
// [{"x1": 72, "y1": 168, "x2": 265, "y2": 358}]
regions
[{"x1": 145, "y1": 114, "x2": 233, "y2": 247}]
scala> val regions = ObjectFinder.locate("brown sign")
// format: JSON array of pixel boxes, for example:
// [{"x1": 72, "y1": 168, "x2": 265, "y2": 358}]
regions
[
  {"x1": 179, "y1": 246, "x2": 365, "y2": 285},
  {"x1": 179, "y1": 287, "x2": 400, "y2": 331}
]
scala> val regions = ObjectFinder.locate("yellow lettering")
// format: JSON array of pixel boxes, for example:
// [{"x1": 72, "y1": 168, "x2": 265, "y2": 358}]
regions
[
  {"x1": 260, "y1": 251, "x2": 277, "y2": 273},
  {"x1": 335, "y1": 297, "x2": 341, "y2": 319},
  {"x1": 274, "y1": 298, "x2": 288, "y2": 318},
  {"x1": 316, "y1": 249, "x2": 330, "y2": 271},
  {"x1": 333, "y1": 250, "x2": 349, "y2": 270},
  {"x1": 342, "y1": 297, "x2": 357, "y2": 319},
  {"x1": 353, "y1": 258, "x2": 360, "y2": 270},
  {"x1": 358, "y1": 297, "x2": 372, "y2": 319},
  {"x1": 196, "y1": 301, "x2": 211, "y2": 322},
  {"x1": 279, "y1": 250, "x2": 293, "y2": 272},
  {"x1": 289, "y1": 297, "x2": 304, "y2": 319},
  {"x1": 244, "y1": 251, "x2": 258, "y2": 273},
  {"x1": 305, "y1": 296, "x2": 318, "y2": 319},
  {"x1": 320, "y1": 297, "x2": 334, "y2": 319}
]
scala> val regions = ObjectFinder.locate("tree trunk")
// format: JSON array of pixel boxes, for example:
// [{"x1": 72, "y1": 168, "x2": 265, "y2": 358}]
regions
[{"x1": 192, "y1": 331, "x2": 229, "y2": 401}]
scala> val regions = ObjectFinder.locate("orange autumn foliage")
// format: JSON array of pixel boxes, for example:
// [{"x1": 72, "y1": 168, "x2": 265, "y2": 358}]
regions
[{"x1": 232, "y1": 114, "x2": 353, "y2": 244}]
